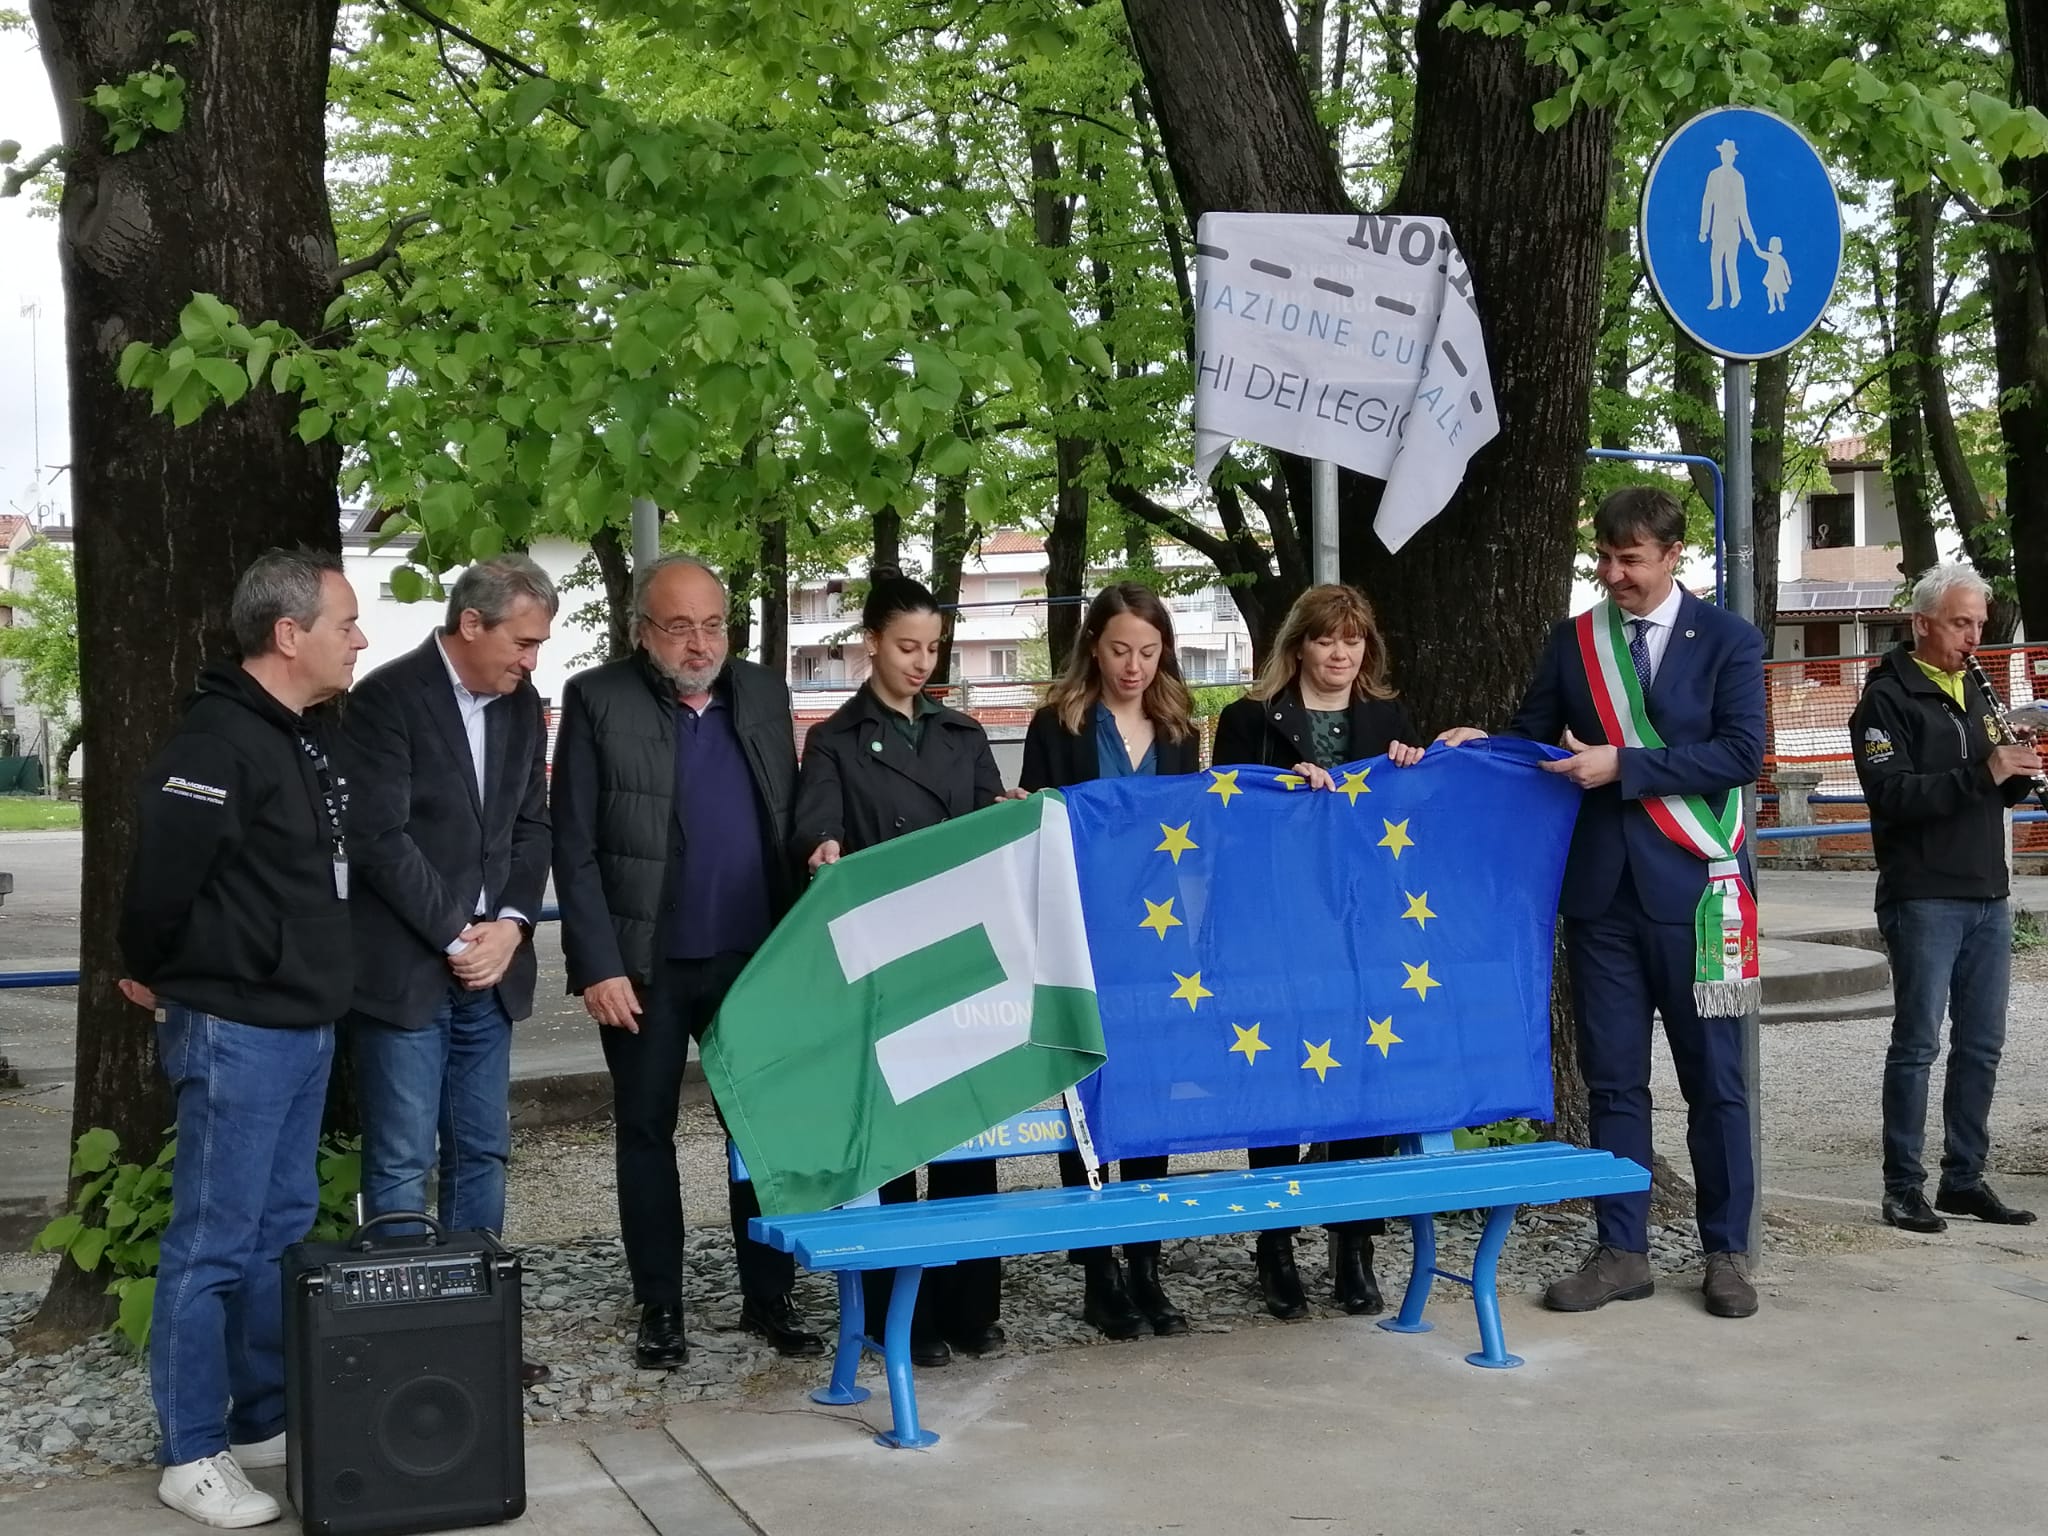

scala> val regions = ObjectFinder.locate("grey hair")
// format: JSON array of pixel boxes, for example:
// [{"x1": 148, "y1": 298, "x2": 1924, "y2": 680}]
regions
[
  {"x1": 232, "y1": 547, "x2": 344, "y2": 658},
  {"x1": 1909, "y1": 562, "x2": 1992, "y2": 617},
  {"x1": 444, "y1": 554, "x2": 560, "y2": 630},
  {"x1": 630, "y1": 553, "x2": 724, "y2": 622}
]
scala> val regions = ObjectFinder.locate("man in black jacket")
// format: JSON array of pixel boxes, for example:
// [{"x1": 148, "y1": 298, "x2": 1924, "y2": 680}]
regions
[
  {"x1": 119, "y1": 549, "x2": 365, "y2": 1528},
  {"x1": 1851, "y1": 563, "x2": 2039, "y2": 1233},
  {"x1": 551, "y1": 553, "x2": 821, "y2": 1367},
  {"x1": 339, "y1": 555, "x2": 555, "y2": 1384}
]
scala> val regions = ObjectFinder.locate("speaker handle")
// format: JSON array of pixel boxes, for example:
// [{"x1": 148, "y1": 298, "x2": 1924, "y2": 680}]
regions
[{"x1": 349, "y1": 1211, "x2": 447, "y2": 1250}]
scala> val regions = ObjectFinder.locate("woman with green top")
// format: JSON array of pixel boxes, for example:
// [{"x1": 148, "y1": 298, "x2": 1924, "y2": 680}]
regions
[{"x1": 1210, "y1": 583, "x2": 1423, "y2": 1321}]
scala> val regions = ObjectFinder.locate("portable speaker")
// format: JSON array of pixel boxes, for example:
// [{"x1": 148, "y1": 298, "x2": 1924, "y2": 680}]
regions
[{"x1": 283, "y1": 1214, "x2": 527, "y2": 1536}]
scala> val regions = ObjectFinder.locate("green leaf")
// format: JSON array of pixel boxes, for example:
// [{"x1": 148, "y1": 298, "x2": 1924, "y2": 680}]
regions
[
  {"x1": 928, "y1": 433, "x2": 975, "y2": 477},
  {"x1": 696, "y1": 361, "x2": 751, "y2": 420},
  {"x1": 244, "y1": 336, "x2": 276, "y2": 391},
  {"x1": 1076, "y1": 333, "x2": 1114, "y2": 376},
  {"x1": 417, "y1": 481, "x2": 472, "y2": 532},
  {"x1": 504, "y1": 78, "x2": 556, "y2": 128},
  {"x1": 115, "y1": 341, "x2": 154, "y2": 388},
  {"x1": 72, "y1": 1227, "x2": 109, "y2": 1272},
  {"x1": 605, "y1": 152, "x2": 634, "y2": 200},
  {"x1": 389, "y1": 565, "x2": 429, "y2": 603},
  {"x1": 966, "y1": 480, "x2": 1000, "y2": 523},
  {"x1": 779, "y1": 335, "x2": 818, "y2": 378},
  {"x1": 295, "y1": 407, "x2": 333, "y2": 443},
  {"x1": 194, "y1": 356, "x2": 249, "y2": 406},
  {"x1": 646, "y1": 406, "x2": 698, "y2": 464},
  {"x1": 696, "y1": 308, "x2": 740, "y2": 358},
  {"x1": 630, "y1": 135, "x2": 674, "y2": 190},
  {"x1": 72, "y1": 1128, "x2": 120, "y2": 1176},
  {"x1": 116, "y1": 1277, "x2": 155, "y2": 1352},
  {"x1": 33, "y1": 1212, "x2": 84, "y2": 1253},
  {"x1": 166, "y1": 29, "x2": 196, "y2": 45},
  {"x1": 467, "y1": 421, "x2": 508, "y2": 470},
  {"x1": 469, "y1": 525, "x2": 505, "y2": 561}
]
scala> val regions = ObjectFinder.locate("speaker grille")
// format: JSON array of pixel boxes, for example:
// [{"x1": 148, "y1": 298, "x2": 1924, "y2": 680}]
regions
[{"x1": 375, "y1": 1374, "x2": 480, "y2": 1479}]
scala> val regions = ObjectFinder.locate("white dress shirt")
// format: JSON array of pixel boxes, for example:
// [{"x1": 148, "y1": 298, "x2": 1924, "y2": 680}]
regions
[
  {"x1": 435, "y1": 636, "x2": 526, "y2": 951},
  {"x1": 1622, "y1": 583, "x2": 1685, "y2": 685}
]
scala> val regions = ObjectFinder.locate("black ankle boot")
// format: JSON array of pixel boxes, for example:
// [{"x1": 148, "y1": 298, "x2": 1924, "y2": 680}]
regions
[
  {"x1": 1331, "y1": 1231, "x2": 1384, "y2": 1316},
  {"x1": 1254, "y1": 1231, "x2": 1308, "y2": 1319},
  {"x1": 1125, "y1": 1249, "x2": 1189, "y2": 1337},
  {"x1": 1080, "y1": 1253, "x2": 1145, "y2": 1340}
]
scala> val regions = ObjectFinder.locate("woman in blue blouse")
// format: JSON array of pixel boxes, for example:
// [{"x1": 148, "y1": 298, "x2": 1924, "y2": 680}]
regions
[{"x1": 1021, "y1": 583, "x2": 1200, "y2": 1340}]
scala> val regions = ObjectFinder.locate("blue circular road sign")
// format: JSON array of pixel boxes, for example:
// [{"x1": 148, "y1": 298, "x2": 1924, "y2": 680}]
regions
[{"x1": 1640, "y1": 106, "x2": 1842, "y2": 362}]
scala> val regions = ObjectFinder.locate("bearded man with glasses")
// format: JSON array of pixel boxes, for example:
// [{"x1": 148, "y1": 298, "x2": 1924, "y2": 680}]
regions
[{"x1": 551, "y1": 554, "x2": 823, "y2": 1368}]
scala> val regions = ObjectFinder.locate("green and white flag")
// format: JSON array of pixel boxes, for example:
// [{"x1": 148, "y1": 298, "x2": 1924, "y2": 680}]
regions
[{"x1": 702, "y1": 792, "x2": 1106, "y2": 1217}]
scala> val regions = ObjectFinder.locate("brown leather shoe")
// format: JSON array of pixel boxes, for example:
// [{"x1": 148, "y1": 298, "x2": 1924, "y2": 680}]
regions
[
  {"x1": 1542, "y1": 1245, "x2": 1654, "y2": 1312},
  {"x1": 1702, "y1": 1252, "x2": 1758, "y2": 1318}
]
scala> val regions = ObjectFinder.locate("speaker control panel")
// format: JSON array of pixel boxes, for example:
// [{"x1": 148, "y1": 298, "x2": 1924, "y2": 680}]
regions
[{"x1": 331, "y1": 1255, "x2": 491, "y2": 1309}]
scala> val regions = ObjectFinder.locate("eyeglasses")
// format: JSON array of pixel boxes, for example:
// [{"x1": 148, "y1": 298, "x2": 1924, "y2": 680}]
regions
[{"x1": 644, "y1": 617, "x2": 727, "y2": 641}]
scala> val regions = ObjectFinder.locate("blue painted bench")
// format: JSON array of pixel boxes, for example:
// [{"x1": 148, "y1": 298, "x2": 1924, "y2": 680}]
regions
[{"x1": 740, "y1": 1109, "x2": 1648, "y2": 1449}]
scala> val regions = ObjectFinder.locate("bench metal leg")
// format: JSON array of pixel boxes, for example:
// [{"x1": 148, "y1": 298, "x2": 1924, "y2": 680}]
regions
[
  {"x1": 1377, "y1": 1212, "x2": 1437, "y2": 1336},
  {"x1": 810, "y1": 1271, "x2": 871, "y2": 1408},
  {"x1": 874, "y1": 1265, "x2": 938, "y2": 1449},
  {"x1": 1464, "y1": 1204, "x2": 1523, "y2": 1370}
]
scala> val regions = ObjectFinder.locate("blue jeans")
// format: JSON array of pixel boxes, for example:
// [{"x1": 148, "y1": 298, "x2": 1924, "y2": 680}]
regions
[
  {"x1": 1878, "y1": 898, "x2": 2010, "y2": 1197},
  {"x1": 354, "y1": 985, "x2": 514, "y2": 1235},
  {"x1": 152, "y1": 1007, "x2": 332, "y2": 1466}
]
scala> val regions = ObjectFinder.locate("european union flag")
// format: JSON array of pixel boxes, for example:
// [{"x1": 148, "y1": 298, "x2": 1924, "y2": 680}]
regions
[{"x1": 1062, "y1": 738, "x2": 1579, "y2": 1159}]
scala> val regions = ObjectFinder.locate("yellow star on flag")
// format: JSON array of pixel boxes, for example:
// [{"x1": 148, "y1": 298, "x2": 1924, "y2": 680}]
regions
[
  {"x1": 1183, "y1": 1198, "x2": 1200, "y2": 1206},
  {"x1": 1206, "y1": 768, "x2": 1243, "y2": 806},
  {"x1": 1336, "y1": 768, "x2": 1372, "y2": 805},
  {"x1": 1366, "y1": 1015, "x2": 1403, "y2": 1057},
  {"x1": 1379, "y1": 818, "x2": 1415, "y2": 858},
  {"x1": 1275, "y1": 771, "x2": 1307, "y2": 790},
  {"x1": 1401, "y1": 891, "x2": 1434, "y2": 928},
  {"x1": 1170, "y1": 971, "x2": 1213, "y2": 1011},
  {"x1": 1266, "y1": 1200, "x2": 1283, "y2": 1210},
  {"x1": 1155, "y1": 821, "x2": 1198, "y2": 864},
  {"x1": 1140, "y1": 897, "x2": 1182, "y2": 940},
  {"x1": 1402, "y1": 960, "x2": 1440, "y2": 1000},
  {"x1": 1228, "y1": 1022, "x2": 1270, "y2": 1064},
  {"x1": 1158, "y1": 1192, "x2": 1170, "y2": 1203},
  {"x1": 1228, "y1": 1204, "x2": 1246, "y2": 1214},
  {"x1": 1301, "y1": 1039, "x2": 1341, "y2": 1082},
  {"x1": 1137, "y1": 1184, "x2": 1153, "y2": 1192},
  {"x1": 1286, "y1": 1180, "x2": 1301, "y2": 1196}
]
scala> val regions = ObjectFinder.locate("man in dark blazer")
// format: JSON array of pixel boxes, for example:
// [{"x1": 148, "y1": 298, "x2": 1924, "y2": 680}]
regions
[
  {"x1": 551, "y1": 553, "x2": 822, "y2": 1369},
  {"x1": 1439, "y1": 485, "x2": 1766, "y2": 1320},
  {"x1": 340, "y1": 555, "x2": 556, "y2": 1384}
]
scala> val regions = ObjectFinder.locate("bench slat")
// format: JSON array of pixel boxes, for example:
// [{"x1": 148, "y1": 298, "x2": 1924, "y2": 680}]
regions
[{"x1": 752, "y1": 1144, "x2": 1644, "y2": 1271}]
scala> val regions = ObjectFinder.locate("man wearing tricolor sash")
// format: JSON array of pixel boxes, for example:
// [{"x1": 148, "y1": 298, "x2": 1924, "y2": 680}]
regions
[{"x1": 1437, "y1": 486, "x2": 1766, "y2": 1320}]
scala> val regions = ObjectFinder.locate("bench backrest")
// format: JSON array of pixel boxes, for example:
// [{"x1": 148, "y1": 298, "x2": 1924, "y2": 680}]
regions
[{"x1": 727, "y1": 1109, "x2": 1458, "y2": 1188}]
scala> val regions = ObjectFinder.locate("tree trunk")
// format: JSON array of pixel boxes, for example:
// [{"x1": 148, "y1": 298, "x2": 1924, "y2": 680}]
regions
[
  {"x1": 2009, "y1": 2, "x2": 2048, "y2": 283},
  {"x1": 756, "y1": 512, "x2": 789, "y2": 682},
  {"x1": 872, "y1": 505, "x2": 902, "y2": 576},
  {"x1": 1029, "y1": 134, "x2": 1090, "y2": 676},
  {"x1": 931, "y1": 472, "x2": 970, "y2": 690},
  {"x1": 1348, "y1": 0, "x2": 1614, "y2": 740},
  {"x1": 1887, "y1": 189, "x2": 1940, "y2": 584},
  {"x1": 1988, "y1": 239, "x2": 2048, "y2": 641},
  {"x1": 589, "y1": 523, "x2": 635, "y2": 660},
  {"x1": 1750, "y1": 350, "x2": 1789, "y2": 646},
  {"x1": 31, "y1": 0, "x2": 345, "y2": 1340},
  {"x1": 1669, "y1": 327, "x2": 1724, "y2": 510}
]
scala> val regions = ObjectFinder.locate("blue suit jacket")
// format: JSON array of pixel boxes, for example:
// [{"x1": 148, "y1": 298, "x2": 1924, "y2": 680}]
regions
[{"x1": 1503, "y1": 591, "x2": 1765, "y2": 924}]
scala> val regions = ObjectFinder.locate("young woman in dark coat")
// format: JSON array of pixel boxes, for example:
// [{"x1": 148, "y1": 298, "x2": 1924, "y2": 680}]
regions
[
  {"x1": 1019, "y1": 583, "x2": 1200, "y2": 1341},
  {"x1": 1211, "y1": 583, "x2": 1423, "y2": 1321},
  {"x1": 792, "y1": 570, "x2": 1019, "y2": 1369}
]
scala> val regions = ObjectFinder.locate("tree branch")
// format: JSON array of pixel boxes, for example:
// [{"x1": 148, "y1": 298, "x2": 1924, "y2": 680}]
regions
[
  {"x1": 334, "y1": 212, "x2": 433, "y2": 283},
  {"x1": 0, "y1": 144, "x2": 61, "y2": 199}
]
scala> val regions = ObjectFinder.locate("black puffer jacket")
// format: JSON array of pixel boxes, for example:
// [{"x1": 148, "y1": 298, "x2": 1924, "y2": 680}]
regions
[
  {"x1": 118, "y1": 663, "x2": 354, "y2": 1026},
  {"x1": 550, "y1": 652, "x2": 797, "y2": 991}
]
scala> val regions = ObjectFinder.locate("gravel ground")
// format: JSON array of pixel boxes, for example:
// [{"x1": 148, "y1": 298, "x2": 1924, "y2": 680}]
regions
[{"x1": 6, "y1": 947, "x2": 2046, "y2": 1485}]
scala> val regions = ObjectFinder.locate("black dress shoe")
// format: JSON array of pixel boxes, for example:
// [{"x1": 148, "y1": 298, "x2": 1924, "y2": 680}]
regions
[
  {"x1": 909, "y1": 1335, "x2": 951, "y2": 1368},
  {"x1": 739, "y1": 1294, "x2": 826, "y2": 1357},
  {"x1": 1935, "y1": 1182, "x2": 2038, "y2": 1225},
  {"x1": 1330, "y1": 1232, "x2": 1385, "y2": 1316},
  {"x1": 520, "y1": 1358, "x2": 552, "y2": 1388},
  {"x1": 1882, "y1": 1189, "x2": 1948, "y2": 1234},
  {"x1": 635, "y1": 1303, "x2": 689, "y2": 1369},
  {"x1": 1080, "y1": 1255, "x2": 1145, "y2": 1340},
  {"x1": 1125, "y1": 1250, "x2": 1189, "y2": 1337},
  {"x1": 1254, "y1": 1231, "x2": 1309, "y2": 1320},
  {"x1": 944, "y1": 1323, "x2": 1006, "y2": 1357}
]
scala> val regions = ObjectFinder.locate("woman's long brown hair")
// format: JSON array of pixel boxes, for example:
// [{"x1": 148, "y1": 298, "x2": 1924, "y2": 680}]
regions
[
  {"x1": 1045, "y1": 583, "x2": 1194, "y2": 741},
  {"x1": 1247, "y1": 584, "x2": 1398, "y2": 703}
]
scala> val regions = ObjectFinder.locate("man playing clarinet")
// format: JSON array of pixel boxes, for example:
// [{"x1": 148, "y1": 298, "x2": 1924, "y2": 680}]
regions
[{"x1": 1851, "y1": 563, "x2": 2038, "y2": 1233}]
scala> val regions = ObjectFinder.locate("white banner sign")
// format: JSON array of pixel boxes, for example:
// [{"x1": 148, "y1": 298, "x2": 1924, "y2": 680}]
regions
[{"x1": 1191, "y1": 212, "x2": 1498, "y2": 553}]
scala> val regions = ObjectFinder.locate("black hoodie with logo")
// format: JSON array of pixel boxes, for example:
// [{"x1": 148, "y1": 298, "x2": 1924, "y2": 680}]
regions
[
  {"x1": 1848, "y1": 644, "x2": 2035, "y2": 905},
  {"x1": 119, "y1": 662, "x2": 354, "y2": 1026}
]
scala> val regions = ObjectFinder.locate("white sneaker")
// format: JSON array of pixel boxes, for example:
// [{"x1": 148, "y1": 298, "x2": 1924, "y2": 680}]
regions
[
  {"x1": 157, "y1": 1452, "x2": 281, "y2": 1528},
  {"x1": 227, "y1": 1431, "x2": 287, "y2": 1470}
]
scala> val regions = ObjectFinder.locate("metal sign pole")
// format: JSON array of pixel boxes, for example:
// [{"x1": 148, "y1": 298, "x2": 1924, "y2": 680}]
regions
[
  {"x1": 1723, "y1": 359, "x2": 1764, "y2": 1260},
  {"x1": 1311, "y1": 460, "x2": 1340, "y2": 585},
  {"x1": 631, "y1": 495, "x2": 660, "y2": 570}
]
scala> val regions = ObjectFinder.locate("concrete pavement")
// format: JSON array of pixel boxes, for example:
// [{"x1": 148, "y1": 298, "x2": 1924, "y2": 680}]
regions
[{"x1": 4, "y1": 1223, "x2": 2045, "y2": 1534}]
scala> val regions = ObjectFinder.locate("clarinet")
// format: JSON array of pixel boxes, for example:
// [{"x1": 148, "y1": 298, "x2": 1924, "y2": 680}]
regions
[{"x1": 1963, "y1": 652, "x2": 2048, "y2": 795}]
